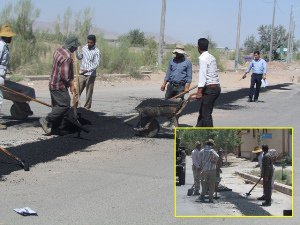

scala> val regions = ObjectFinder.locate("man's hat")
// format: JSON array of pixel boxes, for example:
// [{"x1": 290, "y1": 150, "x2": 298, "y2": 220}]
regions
[
  {"x1": 0, "y1": 25, "x2": 16, "y2": 37},
  {"x1": 64, "y1": 35, "x2": 80, "y2": 49},
  {"x1": 206, "y1": 139, "x2": 215, "y2": 146},
  {"x1": 252, "y1": 146, "x2": 262, "y2": 153},
  {"x1": 195, "y1": 141, "x2": 201, "y2": 146},
  {"x1": 172, "y1": 44, "x2": 186, "y2": 55}
]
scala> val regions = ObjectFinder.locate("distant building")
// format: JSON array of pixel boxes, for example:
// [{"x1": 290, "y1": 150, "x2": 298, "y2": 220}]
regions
[{"x1": 237, "y1": 129, "x2": 292, "y2": 160}]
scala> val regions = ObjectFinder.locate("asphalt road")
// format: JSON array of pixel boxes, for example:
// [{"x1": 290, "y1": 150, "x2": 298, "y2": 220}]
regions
[
  {"x1": 176, "y1": 156, "x2": 292, "y2": 216},
  {"x1": 0, "y1": 80, "x2": 299, "y2": 225}
]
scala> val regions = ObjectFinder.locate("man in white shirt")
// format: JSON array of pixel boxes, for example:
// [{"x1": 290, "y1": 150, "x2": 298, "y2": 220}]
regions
[
  {"x1": 194, "y1": 38, "x2": 221, "y2": 127},
  {"x1": 0, "y1": 25, "x2": 16, "y2": 130},
  {"x1": 191, "y1": 141, "x2": 202, "y2": 195},
  {"x1": 75, "y1": 34, "x2": 100, "y2": 110}
]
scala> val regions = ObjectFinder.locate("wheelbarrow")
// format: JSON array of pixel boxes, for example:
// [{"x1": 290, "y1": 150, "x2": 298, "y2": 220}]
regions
[
  {"x1": 124, "y1": 85, "x2": 197, "y2": 138},
  {"x1": 0, "y1": 80, "x2": 50, "y2": 120}
]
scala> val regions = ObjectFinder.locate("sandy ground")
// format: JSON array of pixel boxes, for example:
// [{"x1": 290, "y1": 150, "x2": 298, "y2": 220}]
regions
[{"x1": 0, "y1": 61, "x2": 299, "y2": 224}]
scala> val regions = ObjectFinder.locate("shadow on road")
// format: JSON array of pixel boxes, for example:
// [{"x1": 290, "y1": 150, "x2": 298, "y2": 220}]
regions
[
  {"x1": 181, "y1": 83, "x2": 294, "y2": 116},
  {"x1": 218, "y1": 190, "x2": 272, "y2": 216},
  {"x1": 0, "y1": 108, "x2": 136, "y2": 178}
]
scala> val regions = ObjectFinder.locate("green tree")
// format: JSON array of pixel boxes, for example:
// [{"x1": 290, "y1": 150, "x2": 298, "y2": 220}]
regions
[
  {"x1": 0, "y1": 0, "x2": 43, "y2": 71},
  {"x1": 121, "y1": 29, "x2": 145, "y2": 46},
  {"x1": 177, "y1": 129, "x2": 241, "y2": 155},
  {"x1": 243, "y1": 25, "x2": 290, "y2": 55}
]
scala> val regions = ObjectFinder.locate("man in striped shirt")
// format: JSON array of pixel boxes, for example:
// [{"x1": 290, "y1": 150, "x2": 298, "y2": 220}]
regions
[
  {"x1": 39, "y1": 36, "x2": 80, "y2": 135},
  {"x1": 75, "y1": 34, "x2": 100, "y2": 110},
  {"x1": 197, "y1": 139, "x2": 219, "y2": 203},
  {"x1": 194, "y1": 38, "x2": 221, "y2": 127}
]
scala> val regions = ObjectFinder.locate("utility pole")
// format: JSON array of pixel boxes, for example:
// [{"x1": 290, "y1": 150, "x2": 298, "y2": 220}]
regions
[
  {"x1": 291, "y1": 19, "x2": 295, "y2": 61},
  {"x1": 235, "y1": 0, "x2": 242, "y2": 71},
  {"x1": 287, "y1": 5, "x2": 293, "y2": 63},
  {"x1": 268, "y1": 0, "x2": 276, "y2": 62},
  {"x1": 157, "y1": 0, "x2": 166, "y2": 67}
]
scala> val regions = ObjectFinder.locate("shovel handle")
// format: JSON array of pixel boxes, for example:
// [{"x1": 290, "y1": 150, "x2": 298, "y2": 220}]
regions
[
  {"x1": 1, "y1": 85, "x2": 51, "y2": 107},
  {"x1": 170, "y1": 85, "x2": 198, "y2": 99}
]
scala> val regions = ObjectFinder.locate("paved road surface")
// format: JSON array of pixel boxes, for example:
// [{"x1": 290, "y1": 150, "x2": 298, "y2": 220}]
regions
[
  {"x1": 0, "y1": 80, "x2": 299, "y2": 225},
  {"x1": 176, "y1": 156, "x2": 292, "y2": 216}
]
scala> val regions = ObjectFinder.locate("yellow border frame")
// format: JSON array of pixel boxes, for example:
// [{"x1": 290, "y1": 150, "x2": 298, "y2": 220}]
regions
[{"x1": 174, "y1": 127, "x2": 294, "y2": 218}]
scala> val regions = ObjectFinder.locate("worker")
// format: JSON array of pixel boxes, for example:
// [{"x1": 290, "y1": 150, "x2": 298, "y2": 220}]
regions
[
  {"x1": 75, "y1": 34, "x2": 100, "y2": 110},
  {"x1": 197, "y1": 139, "x2": 219, "y2": 203},
  {"x1": 194, "y1": 38, "x2": 221, "y2": 127},
  {"x1": 0, "y1": 25, "x2": 16, "y2": 130},
  {"x1": 39, "y1": 36, "x2": 80, "y2": 135},
  {"x1": 160, "y1": 44, "x2": 192, "y2": 127},
  {"x1": 258, "y1": 144, "x2": 273, "y2": 206},
  {"x1": 191, "y1": 141, "x2": 202, "y2": 195},
  {"x1": 160, "y1": 44, "x2": 192, "y2": 100}
]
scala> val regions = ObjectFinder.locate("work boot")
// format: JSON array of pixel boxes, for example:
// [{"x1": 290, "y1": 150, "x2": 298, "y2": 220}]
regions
[
  {"x1": 0, "y1": 123, "x2": 7, "y2": 130},
  {"x1": 262, "y1": 201, "x2": 271, "y2": 206},
  {"x1": 247, "y1": 98, "x2": 253, "y2": 102},
  {"x1": 39, "y1": 117, "x2": 51, "y2": 135},
  {"x1": 208, "y1": 198, "x2": 215, "y2": 203},
  {"x1": 257, "y1": 196, "x2": 266, "y2": 200},
  {"x1": 196, "y1": 195, "x2": 205, "y2": 202},
  {"x1": 193, "y1": 190, "x2": 200, "y2": 196}
]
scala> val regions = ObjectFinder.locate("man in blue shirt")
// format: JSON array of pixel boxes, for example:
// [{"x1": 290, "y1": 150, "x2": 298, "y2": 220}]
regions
[
  {"x1": 242, "y1": 50, "x2": 267, "y2": 102},
  {"x1": 161, "y1": 44, "x2": 192, "y2": 99},
  {"x1": 0, "y1": 25, "x2": 16, "y2": 130}
]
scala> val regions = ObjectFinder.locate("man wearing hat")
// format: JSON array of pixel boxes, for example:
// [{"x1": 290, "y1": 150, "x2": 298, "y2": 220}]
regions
[
  {"x1": 39, "y1": 35, "x2": 80, "y2": 135},
  {"x1": 193, "y1": 38, "x2": 221, "y2": 127},
  {"x1": 161, "y1": 44, "x2": 192, "y2": 100},
  {"x1": 191, "y1": 141, "x2": 202, "y2": 195},
  {"x1": 75, "y1": 34, "x2": 100, "y2": 110},
  {"x1": 197, "y1": 139, "x2": 219, "y2": 203},
  {"x1": 0, "y1": 25, "x2": 16, "y2": 130}
]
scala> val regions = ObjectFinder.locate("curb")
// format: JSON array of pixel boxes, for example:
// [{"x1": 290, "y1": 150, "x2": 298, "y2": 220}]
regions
[{"x1": 236, "y1": 171, "x2": 292, "y2": 196}]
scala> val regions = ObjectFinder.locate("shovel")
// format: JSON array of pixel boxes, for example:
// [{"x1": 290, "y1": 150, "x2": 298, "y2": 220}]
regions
[
  {"x1": 187, "y1": 184, "x2": 195, "y2": 196},
  {"x1": 245, "y1": 177, "x2": 262, "y2": 197},
  {"x1": 0, "y1": 146, "x2": 29, "y2": 171}
]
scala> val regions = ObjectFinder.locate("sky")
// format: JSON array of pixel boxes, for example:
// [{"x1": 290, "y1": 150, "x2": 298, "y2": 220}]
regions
[{"x1": 1, "y1": 0, "x2": 300, "y2": 49}]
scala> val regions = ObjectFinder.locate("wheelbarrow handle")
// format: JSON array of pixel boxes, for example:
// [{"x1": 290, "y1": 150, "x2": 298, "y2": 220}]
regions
[
  {"x1": 170, "y1": 85, "x2": 198, "y2": 99},
  {"x1": 1, "y1": 85, "x2": 51, "y2": 107}
]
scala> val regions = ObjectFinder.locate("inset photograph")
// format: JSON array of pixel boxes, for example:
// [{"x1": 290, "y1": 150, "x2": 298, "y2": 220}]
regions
[{"x1": 175, "y1": 128, "x2": 293, "y2": 218}]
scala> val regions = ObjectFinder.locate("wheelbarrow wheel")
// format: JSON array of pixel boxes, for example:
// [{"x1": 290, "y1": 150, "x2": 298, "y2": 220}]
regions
[
  {"x1": 10, "y1": 102, "x2": 32, "y2": 120},
  {"x1": 136, "y1": 117, "x2": 160, "y2": 138}
]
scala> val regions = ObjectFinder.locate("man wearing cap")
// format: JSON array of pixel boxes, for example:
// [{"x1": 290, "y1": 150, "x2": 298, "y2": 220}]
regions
[
  {"x1": 161, "y1": 44, "x2": 192, "y2": 100},
  {"x1": 75, "y1": 34, "x2": 100, "y2": 110},
  {"x1": 0, "y1": 25, "x2": 16, "y2": 130},
  {"x1": 191, "y1": 141, "x2": 202, "y2": 195},
  {"x1": 197, "y1": 139, "x2": 219, "y2": 203},
  {"x1": 39, "y1": 36, "x2": 80, "y2": 135},
  {"x1": 194, "y1": 38, "x2": 221, "y2": 127}
]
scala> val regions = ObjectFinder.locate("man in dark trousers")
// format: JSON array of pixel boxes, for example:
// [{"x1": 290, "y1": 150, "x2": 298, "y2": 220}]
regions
[
  {"x1": 242, "y1": 50, "x2": 267, "y2": 102},
  {"x1": 39, "y1": 36, "x2": 80, "y2": 135},
  {"x1": 160, "y1": 44, "x2": 192, "y2": 99},
  {"x1": 258, "y1": 144, "x2": 274, "y2": 206},
  {"x1": 194, "y1": 38, "x2": 221, "y2": 127}
]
